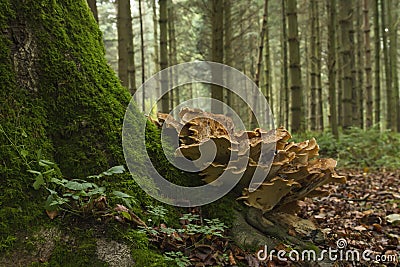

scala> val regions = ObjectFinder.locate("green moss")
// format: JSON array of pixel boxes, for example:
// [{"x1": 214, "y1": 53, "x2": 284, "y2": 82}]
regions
[
  {"x1": 131, "y1": 249, "x2": 169, "y2": 267},
  {"x1": 47, "y1": 232, "x2": 107, "y2": 267}
]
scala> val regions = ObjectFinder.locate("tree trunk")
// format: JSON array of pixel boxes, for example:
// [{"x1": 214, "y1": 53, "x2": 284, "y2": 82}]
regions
[
  {"x1": 117, "y1": 0, "x2": 136, "y2": 94},
  {"x1": 159, "y1": 0, "x2": 169, "y2": 113},
  {"x1": 224, "y1": 0, "x2": 233, "y2": 108},
  {"x1": 338, "y1": 0, "x2": 353, "y2": 130},
  {"x1": 390, "y1": 1, "x2": 399, "y2": 132},
  {"x1": 349, "y1": 0, "x2": 359, "y2": 127},
  {"x1": 281, "y1": 0, "x2": 289, "y2": 129},
  {"x1": 309, "y1": 0, "x2": 317, "y2": 131},
  {"x1": 381, "y1": 0, "x2": 392, "y2": 130},
  {"x1": 356, "y1": 0, "x2": 364, "y2": 128},
  {"x1": 211, "y1": 0, "x2": 224, "y2": 114},
  {"x1": 363, "y1": 0, "x2": 373, "y2": 128},
  {"x1": 0, "y1": 0, "x2": 142, "y2": 252},
  {"x1": 264, "y1": 0, "x2": 273, "y2": 119},
  {"x1": 152, "y1": 0, "x2": 159, "y2": 73},
  {"x1": 327, "y1": 0, "x2": 339, "y2": 138},
  {"x1": 87, "y1": 0, "x2": 98, "y2": 23},
  {"x1": 287, "y1": 0, "x2": 303, "y2": 133},
  {"x1": 168, "y1": 3, "x2": 178, "y2": 109},
  {"x1": 254, "y1": 0, "x2": 267, "y2": 88},
  {"x1": 139, "y1": 0, "x2": 146, "y2": 110},
  {"x1": 373, "y1": 0, "x2": 381, "y2": 126},
  {"x1": 316, "y1": 0, "x2": 323, "y2": 131}
]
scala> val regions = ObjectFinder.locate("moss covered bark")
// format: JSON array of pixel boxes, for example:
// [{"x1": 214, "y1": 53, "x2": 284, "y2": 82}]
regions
[{"x1": 0, "y1": 2, "x2": 176, "y2": 265}]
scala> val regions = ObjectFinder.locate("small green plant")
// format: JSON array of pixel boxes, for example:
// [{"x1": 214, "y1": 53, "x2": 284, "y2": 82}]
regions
[
  {"x1": 146, "y1": 205, "x2": 168, "y2": 226},
  {"x1": 28, "y1": 161, "x2": 135, "y2": 215},
  {"x1": 164, "y1": 251, "x2": 191, "y2": 267}
]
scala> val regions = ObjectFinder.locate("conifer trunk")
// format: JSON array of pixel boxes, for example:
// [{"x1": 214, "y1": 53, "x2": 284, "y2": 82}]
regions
[{"x1": 287, "y1": 0, "x2": 303, "y2": 132}]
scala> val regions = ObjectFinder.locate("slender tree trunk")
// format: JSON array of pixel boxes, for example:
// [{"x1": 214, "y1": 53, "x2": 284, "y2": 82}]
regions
[
  {"x1": 356, "y1": 0, "x2": 364, "y2": 128},
  {"x1": 117, "y1": 0, "x2": 136, "y2": 95},
  {"x1": 381, "y1": 0, "x2": 392, "y2": 130},
  {"x1": 224, "y1": 0, "x2": 233, "y2": 108},
  {"x1": 348, "y1": 0, "x2": 359, "y2": 127},
  {"x1": 167, "y1": 3, "x2": 178, "y2": 110},
  {"x1": 281, "y1": 0, "x2": 289, "y2": 129},
  {"x1": 254, "y1": 0, "x2": 267, "y2": 88},
  {"x1": 139, "y1": 0, "x2": 146, "y2": 110},
  {"x1": 87, "y1": 0, "x2": 98, "y2": 23},
  {"x1": 152, "y1": 0, "x2": 159, "y2": 73},
  {"x1": 336, "y1": 12, "x2": 343, "y2": 128},
  {"x1": 309, "y1": 0, "x2": 317, "y2": 131},
  {"x1": 211, "y1": 0, "x2": 224, "y2": 114},
  {"x1": 327, "y1": 0, "x2": 339, "y2": 138},
  {"x1": 264, "y1": 0, "x2": 273, "y2": 118},
  {"x1": 168, "y1": 4, "x2": 174, "y2": 110},
  {"x1": 338, "y1": 0, "x2": 353, "y2": 129},
  {"x1": 287, "y1": 0, "x2": 303, "y2": 132},
  {"x1": 159, "y1": 0, "x2": 169, "y2": 112},
  {"x1": 363, "y1": 0, "x2": 373, "y2": 128},
  {"x1": 389, "y1": 0, "x2": 399, "y2": 131},
  {"x1": 373, "y1": 0, "x2": 381, "y2": 127},
  {"x1": 316, "y1": 0, "x2": 323, "y2": 131}
]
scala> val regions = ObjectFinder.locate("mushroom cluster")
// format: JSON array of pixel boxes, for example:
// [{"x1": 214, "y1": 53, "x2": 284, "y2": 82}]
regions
[{"x1": 153, "y1": 108, "x2": 346, "y2": 213}]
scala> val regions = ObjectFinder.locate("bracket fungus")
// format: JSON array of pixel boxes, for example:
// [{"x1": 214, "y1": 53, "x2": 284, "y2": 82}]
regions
[{"x1": 153, "y1": 109, "x2": 346, "y2": 213}]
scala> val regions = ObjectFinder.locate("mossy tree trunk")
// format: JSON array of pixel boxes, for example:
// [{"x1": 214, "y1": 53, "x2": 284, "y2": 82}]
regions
[
  {"x1": 0, "y1": 0, "x2": 143, "y2": 250},
  {"x1": 86, "y1": 0, "x2": 98, "y2": 23}
]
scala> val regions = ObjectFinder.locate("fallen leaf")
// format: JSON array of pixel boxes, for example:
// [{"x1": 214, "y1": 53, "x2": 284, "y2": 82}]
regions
[
  {"x1": 46, "y1": 210, "x2": 58, "y2": 219},
  {"x1": 386, "y1": 214, "x2": 400, "y2": 224}
]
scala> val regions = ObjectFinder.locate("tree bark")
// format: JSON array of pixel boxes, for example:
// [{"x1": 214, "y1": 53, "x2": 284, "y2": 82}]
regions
[
  {"x1": 224, "y1": 0, "x2": 233, "y2": 108},
  {"x1": 373, "y1": 0, "x2": 381, "y2": 126},
  {"x1": 281, "y1": 0, "x2": 289, "y2": 129},
  {"x1": 152, "y1": 0, "x2": 159, "y2": 73},
  {"x1": 87, "y1": 0, "x2": 98, "y2": 23},
  {"x1": 381, "y1": 0, "x2": 392, "y2": 130},
  {"x1": 390, "y1": 1, "x2": 399, "y2": 132},
  {"x1": 117, "y1": 0, "x2": 136, "y2": 94},
  {"x1": 338, "y1": 0, "x2": 353, "y2": 130},
  {"x1": 159, "y1": 0, "x2": 169, "y2": 113},
  {"x1": 363, "y1": 0, "x2": 373, "y2": 128},
  {"x1": 309, "y1": 0, "x2": 317, "y2": 131},
  {"x1": 316, "y1": 0, "x2": 323, "y2": 131},
  {"x1": 139, "y1": 0, "x2": 146, "y2": 110},
  {"x1": 210, "y1": 0, "x2": 224, "y2": 114},
  {"x1": 287, "y1": 0, "x2": 303, "y2": 132},
  {"x1": 0, "y1": 0, "x2": 138, "y2": 240},
  {"x1": 327, "y1": 0, "x2": 339, "y2": 138}
]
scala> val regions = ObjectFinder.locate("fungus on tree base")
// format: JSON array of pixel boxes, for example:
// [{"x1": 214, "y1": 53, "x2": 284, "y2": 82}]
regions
[{"x1": 153, "y1": 109, "x2": 346, "y2": 213}]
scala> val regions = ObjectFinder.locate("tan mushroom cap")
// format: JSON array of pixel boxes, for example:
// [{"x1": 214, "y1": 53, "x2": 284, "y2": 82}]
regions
[{"x1": 153, "y1": 108, "x2": 346, "y2": 213}]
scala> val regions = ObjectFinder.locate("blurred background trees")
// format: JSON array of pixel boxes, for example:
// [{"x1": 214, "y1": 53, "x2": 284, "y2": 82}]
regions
[{"x1": 91, "y1": 0, "x2": 399, "y2": 135}]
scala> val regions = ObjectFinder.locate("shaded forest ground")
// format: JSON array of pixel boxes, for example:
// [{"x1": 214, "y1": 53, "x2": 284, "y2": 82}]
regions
[{"x1": 299, "y1": 169, "x2": 400, "y2": 266}]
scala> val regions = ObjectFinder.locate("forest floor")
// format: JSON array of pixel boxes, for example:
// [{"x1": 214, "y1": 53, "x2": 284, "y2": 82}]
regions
[{"x1": 297, "y1": 169, "x2": 400, "y2": 266}]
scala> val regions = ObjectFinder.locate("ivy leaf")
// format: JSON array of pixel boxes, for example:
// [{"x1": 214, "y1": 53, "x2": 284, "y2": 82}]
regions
[
  {"x1": 87, "y1": 165, "x2": 125, "y2": 179},
  {"x1": 102, "y1": 165, "x2": 125, "y2": 176},
  {"x1": 32, "y1": 173, "x2": 45, "y2": 190},
  {"x1": 112, "y1": 190, "x2": 132, "y2": 198},
  {"x1": 64, "y1": 180, "x2": 94, "y2": 191}
]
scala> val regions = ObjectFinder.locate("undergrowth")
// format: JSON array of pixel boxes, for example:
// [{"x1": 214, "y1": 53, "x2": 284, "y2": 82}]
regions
[{"x1": 292, "y1": 127, "x2": 400, "y2": 170}]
